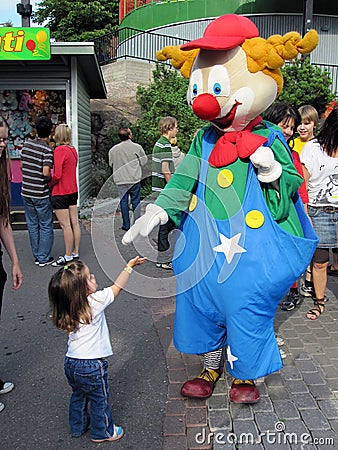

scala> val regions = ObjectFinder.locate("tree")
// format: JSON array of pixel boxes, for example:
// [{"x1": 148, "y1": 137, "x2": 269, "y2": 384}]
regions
[
  {"x1": 132, "y1": 64, "x2": 205, "y2": 155},
  {"x1": 278, "y1": 59, "x2": 335, "y2": 116},
  {"x1": 33, "y1": 0, "x2": 119, "y2": 42}
]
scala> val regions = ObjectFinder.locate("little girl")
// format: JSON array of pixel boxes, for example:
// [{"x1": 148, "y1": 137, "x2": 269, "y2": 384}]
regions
[{"x1": 48, "y1": 256, "x2": 146, "y2": 442}]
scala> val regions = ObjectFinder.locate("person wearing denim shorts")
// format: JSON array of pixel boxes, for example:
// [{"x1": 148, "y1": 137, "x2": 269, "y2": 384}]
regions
[{"x1": 301, "y1": 108, "x2": 338, "y2": 320}]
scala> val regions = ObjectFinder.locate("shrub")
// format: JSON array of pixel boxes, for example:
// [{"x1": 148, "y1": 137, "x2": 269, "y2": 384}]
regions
[
  {"x1": 92, "y1": 156, "x2": 112, "y2": 197},
  {"x1": 278, "y1": 59, "x2": 335, "y2": 116},
  {"x1": 132, "y1": 64, "x2": 205, "y2": 154}
]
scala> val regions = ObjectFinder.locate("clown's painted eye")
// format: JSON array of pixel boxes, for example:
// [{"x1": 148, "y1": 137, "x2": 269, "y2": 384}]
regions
[
  {"x1": 213, "y1": 83, "x2": 222, "y2": 95},
  {"x1": 187, "y1": 69, "x2": 203, "y2": 105},
  {"x1": 208, "y1": 65, "x2": 230, "y2": 98}
]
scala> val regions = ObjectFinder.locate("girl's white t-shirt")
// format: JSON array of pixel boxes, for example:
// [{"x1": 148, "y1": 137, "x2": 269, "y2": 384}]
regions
[
  {"x1": 300, "y1": 139, "x2": 338, "y2": 207},
  {"x1": 66, "y1": 287, "x2": 115, "y2": 359}
]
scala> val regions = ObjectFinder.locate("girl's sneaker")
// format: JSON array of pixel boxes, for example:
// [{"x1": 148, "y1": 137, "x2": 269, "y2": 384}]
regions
[
  {"x1": 52, "y1": 255, "x2": 73, "y2": 267},
  {"x1": 0, "y1": 402, "x2": 4, "y2": 412},
  {"x1": 91, "y1": 425, "x2": 124, "y2": 443}
]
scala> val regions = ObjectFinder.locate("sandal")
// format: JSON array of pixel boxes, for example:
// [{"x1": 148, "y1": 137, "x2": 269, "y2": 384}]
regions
[{"x1": 306, "y1": 300, "x2": 325, "y2": 320}]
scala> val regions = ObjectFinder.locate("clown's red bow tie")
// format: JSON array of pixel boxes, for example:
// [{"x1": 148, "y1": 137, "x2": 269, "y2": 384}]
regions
[{"x1": 208, "y1": 117, "x2": 268, "y2": 168}]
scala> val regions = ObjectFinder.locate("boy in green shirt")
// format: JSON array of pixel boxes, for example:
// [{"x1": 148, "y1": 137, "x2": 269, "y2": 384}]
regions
[{"x1": 151, "y1": 117, "x2": 178, "y2": 269}]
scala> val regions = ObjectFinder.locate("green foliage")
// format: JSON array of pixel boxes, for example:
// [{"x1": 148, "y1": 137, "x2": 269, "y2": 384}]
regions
[
  {"x1": 108, "y1": 119, "x2": 132, "y2": 147},
  {"x1": 33, "y1": 0, "x2": 119, "y2": 41},
  {"x1": 91, "y1": 156, "x2": 112, "y2": 197},
  {"x1": 141, "y1": 178, "x2": 152, "y2": 200},
  {"x1": 278, "y1": 59, "x2": 335, "y2": 116},
  {"x1": 132, "y1": 64, "x2": 205, "y2": 155}
]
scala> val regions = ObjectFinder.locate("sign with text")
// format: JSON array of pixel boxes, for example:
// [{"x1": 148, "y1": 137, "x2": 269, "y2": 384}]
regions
[{"x1": 0, "y1": 28, "x2": 50, "y2": 60}]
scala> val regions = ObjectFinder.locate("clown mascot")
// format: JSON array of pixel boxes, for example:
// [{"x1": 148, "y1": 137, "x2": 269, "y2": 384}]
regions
[{"x1": 123, "y1": 14, "x2": 318, "y2": 403}]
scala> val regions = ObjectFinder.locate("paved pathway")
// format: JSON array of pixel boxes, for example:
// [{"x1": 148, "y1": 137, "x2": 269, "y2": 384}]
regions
[
  {"x1": 90, "y1": 204, "x2": 338, "y2": 450},
  {"x1": 3, "y1": 207, "x2": 337, "y2": 449},
  {"x1": 154, "y1": 271, "x2": 338, "y2": 450},
  {"x1": 0, "y1": 225, "x2": 167, "y2": 450}
]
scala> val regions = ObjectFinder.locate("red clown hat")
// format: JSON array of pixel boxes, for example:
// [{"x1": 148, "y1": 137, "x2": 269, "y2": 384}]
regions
[{"x1": 181, "y1": 14, "x2": 259, "y2": 51}]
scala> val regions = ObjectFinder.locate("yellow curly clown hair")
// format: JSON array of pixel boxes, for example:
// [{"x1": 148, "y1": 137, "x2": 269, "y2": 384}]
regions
[
  {"x1": 156, "y1": 46, "x2": 199, "y2": 79},
  {"x1": 156, "y1": 29, "x2": 318, "y2": 94}
]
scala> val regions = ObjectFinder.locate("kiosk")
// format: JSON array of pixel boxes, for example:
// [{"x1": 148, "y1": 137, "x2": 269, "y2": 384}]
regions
[{"x1": 0, "y1": 27, "x2": 107, "y2": 206}]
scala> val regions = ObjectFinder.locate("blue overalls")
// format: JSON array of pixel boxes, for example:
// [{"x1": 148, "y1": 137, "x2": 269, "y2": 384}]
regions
[{"x1": 172, "y1": 127, "x2": 318, "y2": 380}]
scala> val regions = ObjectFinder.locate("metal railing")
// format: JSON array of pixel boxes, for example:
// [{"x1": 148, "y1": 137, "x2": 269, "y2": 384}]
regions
[
  {"x1": 94, "y1": 27, "x2": 188, "y2": 65},
  {"x1": 314, "y1": 63, "x2": 338, "y2": 96},
  {"x1": 93, "y1": 27, "x2": 338, "y2": 95}
]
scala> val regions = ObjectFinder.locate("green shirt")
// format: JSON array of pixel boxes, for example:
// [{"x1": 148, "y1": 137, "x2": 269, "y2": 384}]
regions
[
  {"x1": 151, "y1": 135, "x2": 174, "y2": 192},
  {"x1": 156, "y1": 124, "x2": 304, "y2": 237}
]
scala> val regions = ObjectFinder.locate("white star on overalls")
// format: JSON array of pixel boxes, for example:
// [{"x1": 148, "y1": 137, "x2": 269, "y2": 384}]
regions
[
  {"x1": 227, "y1": 345, "x2": 239, "y2": 369},
  {"x1": 213, "y1": 233, "x2": 247, "y2": 264}
]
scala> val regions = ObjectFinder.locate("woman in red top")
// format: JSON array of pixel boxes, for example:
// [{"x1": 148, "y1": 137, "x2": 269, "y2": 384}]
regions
[{"x1": 50, "y1": 124, "x2": 81, "y2": 267}]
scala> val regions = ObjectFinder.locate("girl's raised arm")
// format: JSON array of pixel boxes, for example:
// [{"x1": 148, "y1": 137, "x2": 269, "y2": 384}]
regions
[{"x1": 111, "y1": 256, "x2": 146, "y2": 297}]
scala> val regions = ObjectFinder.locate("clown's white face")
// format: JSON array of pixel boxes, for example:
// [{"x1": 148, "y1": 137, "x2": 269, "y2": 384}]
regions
[{"x1": 187, "y1": 47, "x2": 278, "y2": 132}]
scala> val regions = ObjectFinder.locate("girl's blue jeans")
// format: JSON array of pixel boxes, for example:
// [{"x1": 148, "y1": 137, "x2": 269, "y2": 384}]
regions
[{"x1": 64, "y1": 357, "x2": 114, "y2": 440}]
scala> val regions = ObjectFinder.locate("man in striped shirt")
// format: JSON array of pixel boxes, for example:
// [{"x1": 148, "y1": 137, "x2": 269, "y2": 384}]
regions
[
  {"x1": 21, "y1": 116, "x2": 54, "y2": 266},
  {"x1": 151, "y1": 116, "x2": 178, "y2": 269}
]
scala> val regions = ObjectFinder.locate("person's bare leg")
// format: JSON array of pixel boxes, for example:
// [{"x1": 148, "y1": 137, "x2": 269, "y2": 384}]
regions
[
  {"x1": 55, "y1": 209, "x2": 73, "y2": 257},
  {"x1": 69, "y1": 205, "x2": 81, "y2": 255},
  {"x1": 312, "y1": 261, "x2": 328, "y2": 300},
  {"x1": 306, "y1": 261, "x2": 327, "y2": 320}
]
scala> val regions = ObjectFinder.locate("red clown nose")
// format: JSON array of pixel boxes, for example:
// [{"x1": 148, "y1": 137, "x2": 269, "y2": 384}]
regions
[{"x1": 192, "y1": 94, "x2": 221, "y2": 121}]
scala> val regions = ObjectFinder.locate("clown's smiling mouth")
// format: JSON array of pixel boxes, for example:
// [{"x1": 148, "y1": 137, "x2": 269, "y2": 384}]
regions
[{"x1": 212, "y1": 100, "x2": 242, "y2": 130}]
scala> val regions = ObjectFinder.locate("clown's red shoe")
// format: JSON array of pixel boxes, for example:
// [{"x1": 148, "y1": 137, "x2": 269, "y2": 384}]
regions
[
  {"x1": 181, "y1": 368, "x2": 221, "y2": 399},
  {"x1": 229, "y1": 379, "x2": 260, "y2": 403}
]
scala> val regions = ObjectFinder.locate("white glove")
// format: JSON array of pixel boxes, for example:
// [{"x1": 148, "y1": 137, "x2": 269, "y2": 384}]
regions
[
  {"x1": 122, "y1": 204, "x2": 168, "y2": 245},
  {"x1": 250, "y1": 146, "x2": 282, "y2": 183}
]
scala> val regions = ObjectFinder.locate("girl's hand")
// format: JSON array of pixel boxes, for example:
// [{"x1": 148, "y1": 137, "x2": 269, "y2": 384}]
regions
[{"x1": 127, "y1": 256, "x2": 147, "y2": 268}]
